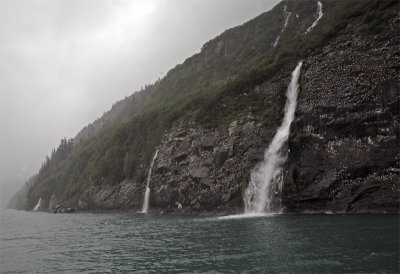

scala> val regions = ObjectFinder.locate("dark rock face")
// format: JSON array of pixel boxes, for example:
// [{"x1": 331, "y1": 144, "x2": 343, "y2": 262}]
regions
[
  {"x1": 214, "y1": 151, "x2": 229, "y2": 168},
  {"x1": 200, "y1": 136, "x2": 215, "y2": 149},
  {"x1": 48, "y1": 179, "x2": 143, "y2": 212},
  {"x1": 189, "y1": 166, "x2": 210, "y2": 180},
  {"x1": 149, "y1": 118, "x2": 281, "y2": 213},
  {"x1": 284, "y1": 13, "x2": 400, "y2": 213},
  {"x1": 242, "y1": 122, "x2": 255, "y2": 135}
]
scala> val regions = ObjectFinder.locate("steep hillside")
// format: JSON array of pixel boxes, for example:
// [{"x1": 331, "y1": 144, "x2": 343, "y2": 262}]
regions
[
  {"x1": 9, "y1": 0, "x2": 399, "y2": 214},
  {"x1": 73, "y1": 0, "x2": 293, "y2": 146},
  {"x1": 284, "y1": 3, "x2": 399, "y2": 212}
]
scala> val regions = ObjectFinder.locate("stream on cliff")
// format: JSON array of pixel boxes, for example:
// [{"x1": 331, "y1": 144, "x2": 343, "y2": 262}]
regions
[{"x1": 1, "y1": 209, "x2": 398, "y2": 273}]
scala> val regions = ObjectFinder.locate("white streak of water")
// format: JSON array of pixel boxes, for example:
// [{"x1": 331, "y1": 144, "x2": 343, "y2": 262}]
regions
[
  {"x1": 273, "y1": 5, "x2": 292, "y2": 48},
  {"x1": 244, "y1": 61, "x2": 302, "y2": 214},
  {"x1": 217, "y1": 213, "x2": 278, "y2": 220},
  {"x1": 272, "y1": 36, "x2": 280, "y2": 48},
  {"x1": 283, "y1": 5, "x2": 291, "y2": 29},
  {"x1": 33, "y1": 198, "x2": 42, "y2": 211},
  {"x1": 141, "y1": 149, "x2": 159, "y2": 213},
  {"x1": 305, "y1": 1, "x2": 323, "y2": 34}
]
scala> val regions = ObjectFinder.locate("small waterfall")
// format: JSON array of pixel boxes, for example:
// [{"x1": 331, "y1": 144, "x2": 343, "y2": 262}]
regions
[
  {"x1": 305, "y1": 1, "x2": 323, "y2": 34},
  {"x1": 141, "y1": 149, "x2": 159, "y2": 213},
  {"x1": 33, "y1": 198, "x2": 42, "y2": 211},
  {"x1": 273, "y1": 5, "x2": 292, "y2": 48},
  {"x1": 244, "y1": 61, "x2": 302, "y2": 214}
]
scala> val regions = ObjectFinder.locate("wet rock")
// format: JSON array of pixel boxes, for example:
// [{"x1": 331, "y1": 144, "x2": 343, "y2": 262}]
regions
[
  {"x1": 222, "y1": 193, "x2": 231, "y2": 203},
  {"x1": 200, "y1": 136, "x2": 214, "y2": 148},
  {"x1": 154, "y1": 185, "x2": 172, "y2": 207},
  {"x1": 175, "y1": 130, "x2": 187, "y2": 137},
  {"x1": 179, "y1": 140, "x2": 191, "y2": 151},
  {"x1": 201, "y1": 156, "x2": 214, "y2": 167},
  {"x1": 261, "y1": 128, "x2": 274, "y2": 139},
  {"x1": 175, "y1": 201, "x2": 183, "y2": 209},
  {"x1": 228, "y1": 120, "x2": 238, "y2": 136},
  {"x1": 156, "y1": 158, "x2": 170, "y2": 174},
  {"x1": 242, "y1": 122, "x2": 254, "y2": 135},
  {"x1": 74, "y1": 179, "x2": 141, "y2": 211},
  {"x1": 214, "y1": 151, "x2": 228, "y2": 168},
  {"x1": 228, "y1": 145, "x2": 235, "y2": 157},
  {"x1": 174, "y1": 151, "x2": 189, "y2": 162},
  {"x1": 201, "y1": 179, "x2": 213, "y2": 188},
  {"x1": 189, "y1": 166, "x2": 210, "y2": 180},
  {"x1": 249, "y1": 147, "x2": 265, "y2": 162}
]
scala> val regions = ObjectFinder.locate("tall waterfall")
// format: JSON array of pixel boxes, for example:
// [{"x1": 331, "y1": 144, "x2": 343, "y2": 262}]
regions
[
  {"x1": 273, "y1": 5, "x2": 292, "y2": 48},
  {"x1": 33, "y1": 198, "x2": 42, "y2": 211},
  {"x1": 305, "y1": 1, "x2": 323, "y2": 34},
  {"x1": 244, "y1": 61, "x2": 302, "y2": 214},
  {"x1": 141, "y1": 149, "x2": 159, "y2": 213}
]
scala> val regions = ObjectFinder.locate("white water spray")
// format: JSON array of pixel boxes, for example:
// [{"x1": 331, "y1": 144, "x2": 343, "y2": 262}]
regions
[
  {"x1": 305, "y1": 1, "x2": 323, "y2": 34},
  {"x1": 141, "y1": 149, "x2": 159, "y2": 213},
  {"x1": 273, "y1": 5, "x2": 292, "y2": 48},
  {"x1": 244, "y1": 61, "x2": 302, "y2": 214},
  {"x1": 33, "y1": 198, "x2": 42, "y2": 211}
]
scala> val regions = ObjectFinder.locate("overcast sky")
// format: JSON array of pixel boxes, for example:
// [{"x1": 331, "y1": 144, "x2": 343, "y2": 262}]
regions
[{"x1": 0, "y1": 0, "x2": 280, "y2": 207}]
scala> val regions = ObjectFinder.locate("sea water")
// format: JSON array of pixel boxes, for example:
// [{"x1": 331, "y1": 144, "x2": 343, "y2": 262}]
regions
[{"x1": 1, "y1": 209, "x2": 398, "y2": 273}]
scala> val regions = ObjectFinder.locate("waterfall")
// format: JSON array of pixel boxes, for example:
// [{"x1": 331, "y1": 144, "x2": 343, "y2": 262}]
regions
[
  {"x1": 273, "y1": 5, "x2": 292, "y2": 48},
  {"x1": 33, "y1": 198, "x2": 42, "y2": 211},
  {"x1": 244, "y1": 61, "x2": 302, "y2": 214},
  {"x1": 141, "y1": 149, "x2": 159, "y2": 213},
  {"x1": 305, "y1": 1, "x2": 323, "y2": 34}
]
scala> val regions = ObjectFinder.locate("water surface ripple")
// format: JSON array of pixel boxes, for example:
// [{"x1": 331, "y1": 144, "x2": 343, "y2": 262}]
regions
[{"x1": 1, "y1": 209, "x2": 398, "y2": 273}]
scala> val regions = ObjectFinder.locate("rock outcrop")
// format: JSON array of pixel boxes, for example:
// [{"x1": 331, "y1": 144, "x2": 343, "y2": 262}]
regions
[
  {"x1": 284, "y1": 10, "x2": 400, "y2": 213},
  {"x1": 149, "y1": 107, "x2": 283, "y2": 214}
]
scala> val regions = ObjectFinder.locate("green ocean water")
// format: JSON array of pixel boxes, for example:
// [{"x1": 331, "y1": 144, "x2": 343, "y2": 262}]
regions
[{"x1": 1, "y1": 209, "x2": 398, "y2": 273}]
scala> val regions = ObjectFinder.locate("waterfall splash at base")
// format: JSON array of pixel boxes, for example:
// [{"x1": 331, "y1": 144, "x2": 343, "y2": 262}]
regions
[
  {"x1": 141, "y1": 149, "x2": 159, "y2": 213},
  {"x1": 33, "y1": 198, "x2": 42, "y2": 211},
  {"x1": 244, "y1": 61, "x2": 302, "y2": 214}
]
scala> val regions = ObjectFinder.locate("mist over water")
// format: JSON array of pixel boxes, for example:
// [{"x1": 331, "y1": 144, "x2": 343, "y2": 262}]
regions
[
  {"x1": 244, "y1": 62, "x2": 302, "y2": 214},
  {"x1": 1, "y1": 209, "x2": 398, "y2": 273}
]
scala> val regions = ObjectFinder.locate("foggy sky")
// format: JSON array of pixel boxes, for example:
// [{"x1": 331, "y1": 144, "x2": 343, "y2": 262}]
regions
[{"x1": 0, "y1": 0, "x2": 280, "y2": 207}]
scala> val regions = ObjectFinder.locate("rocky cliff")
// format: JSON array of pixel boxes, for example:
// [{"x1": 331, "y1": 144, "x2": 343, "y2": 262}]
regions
[
  {"x1": 284, "y1": 8, "x2": 400, "y2": 213},
  {"x1": 9, "y1": 0, "x2": 399, "y2": 214}
]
